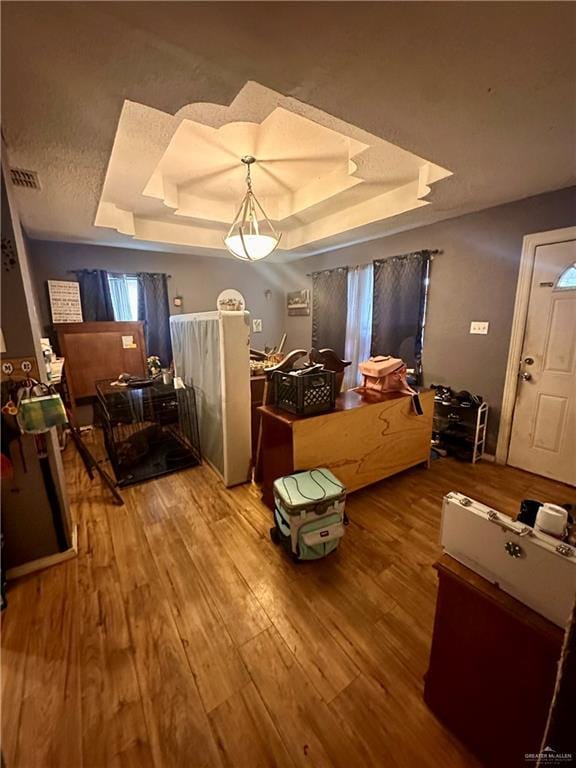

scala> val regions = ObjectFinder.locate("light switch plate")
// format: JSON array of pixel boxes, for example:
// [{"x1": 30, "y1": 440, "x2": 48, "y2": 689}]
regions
[
  {"x1": 252, "y1": 318, "x2": 263, "y2": 333},
  {"x1": 470, "y1": 321, "x2": 489, "y2": 335}
]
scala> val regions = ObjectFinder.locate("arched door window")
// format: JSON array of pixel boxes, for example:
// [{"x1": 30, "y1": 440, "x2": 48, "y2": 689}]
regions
[{"x1": 556, "y1": 263, "x2": 576, "y2": 290}]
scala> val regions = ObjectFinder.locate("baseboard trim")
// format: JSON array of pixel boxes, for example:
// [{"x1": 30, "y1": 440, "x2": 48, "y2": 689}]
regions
[
  {"x1": 481, "y1": 453, "x2": 496, "y2": 463},
  {"x1": 7, "y1": 523, "x2": 78, "y2": 580}
]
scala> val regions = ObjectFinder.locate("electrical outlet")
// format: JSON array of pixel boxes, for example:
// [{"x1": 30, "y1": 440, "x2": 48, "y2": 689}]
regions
[
  {"x1": 252, "y1": 318, "x2": 263, "y2": 333},
  {"x1": 470, "y1": 321, "x2": 489, "y2": 335}
]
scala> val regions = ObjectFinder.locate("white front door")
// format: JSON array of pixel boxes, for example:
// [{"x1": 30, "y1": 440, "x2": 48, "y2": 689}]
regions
[{"x1": 508, "y1": 239, "x2": 576, "y2": 485}]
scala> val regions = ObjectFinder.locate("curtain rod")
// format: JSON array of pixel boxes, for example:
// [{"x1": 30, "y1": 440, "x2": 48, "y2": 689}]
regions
[
  {"x1": 67, "y1": 269, "x2": 172, "y2": 278},
  {"x1": 306, "y1": 249, "x2": 442, "y2": 278}
]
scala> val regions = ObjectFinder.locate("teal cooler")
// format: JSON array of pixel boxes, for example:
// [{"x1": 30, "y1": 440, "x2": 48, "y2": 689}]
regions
[{"x1": 271, "y1": 468, "x2": 347, "y2": 560}]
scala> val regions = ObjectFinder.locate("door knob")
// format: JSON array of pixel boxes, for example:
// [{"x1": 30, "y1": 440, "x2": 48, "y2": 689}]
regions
[
  {"x1": 524, "y1": 356, "x2": 534, "y2": 365},
  {"x1": 520, "y1": 372, "x2": 532, "y2": 381}
]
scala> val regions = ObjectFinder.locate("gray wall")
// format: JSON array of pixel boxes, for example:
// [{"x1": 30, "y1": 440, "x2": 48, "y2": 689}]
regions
[
  {"x1": 1, "y1": 169, "x2": 69, "y2": 566},
  {"x1": 27, "y1": 186, "x2": 576, "y2": 453},
  {"x1": 28, "y1": 241, "x2": 289, "y2": 351},
  {"x1": 281, "y1": 186, "x2": 576, "y2": 452},
  {"x1": 1, "y1": 176, "x2": 37, "y2": 357}
]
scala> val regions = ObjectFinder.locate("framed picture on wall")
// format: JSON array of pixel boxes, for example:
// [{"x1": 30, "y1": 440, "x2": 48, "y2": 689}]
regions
[{"x1": 287, "y1": 289, "x2": 310, "y2": 316}]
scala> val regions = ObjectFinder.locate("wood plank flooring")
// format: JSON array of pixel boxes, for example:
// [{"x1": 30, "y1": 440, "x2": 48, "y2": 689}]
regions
[{"x1": 3, "y1": 434, "x2": 575, "y2": 767}]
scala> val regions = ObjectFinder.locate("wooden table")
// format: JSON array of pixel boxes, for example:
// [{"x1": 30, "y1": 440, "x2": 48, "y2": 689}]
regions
[
  {"x1": 425, "y1": 555, "x2": 564, "y2": 767},
  {"x1": 258, "y1": 387, "x2": 434, "y2": 507}
]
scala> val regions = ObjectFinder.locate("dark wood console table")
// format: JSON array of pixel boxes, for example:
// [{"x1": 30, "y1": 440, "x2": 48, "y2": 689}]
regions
[{"x1": 425, "y1": 555, "x2": 564, "y2": 768}]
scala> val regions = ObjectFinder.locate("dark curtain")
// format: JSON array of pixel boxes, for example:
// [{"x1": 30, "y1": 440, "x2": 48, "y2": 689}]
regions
[
  {"x1": 311, "y1": 267, "x2": 348, "y2": 358},
  {"x1": 137, "y1": 272, "x2": 172, "y2": 366},
  {"x1": 371, "y1": 251, "x2": 431, "y2": 376},
  {"x1": 74, "y1": 269, "x2": 114, "y2": 321}
]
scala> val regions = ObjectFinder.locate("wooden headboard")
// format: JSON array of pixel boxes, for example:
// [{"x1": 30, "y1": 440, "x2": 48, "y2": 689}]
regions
[{"x1": 56, "y1": 321, "x2": 147, "y2": 404}]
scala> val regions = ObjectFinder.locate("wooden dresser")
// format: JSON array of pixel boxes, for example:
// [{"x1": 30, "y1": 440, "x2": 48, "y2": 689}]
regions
[
  {"x1": 56, "y1": 321, "x2": 147, "y2": 411},
  {"x1": 425, "y1": 555, "x2": 564, "y2": 768},
  {"x1": 258, "y1": 387, "x2": 434, "y2": 507}
]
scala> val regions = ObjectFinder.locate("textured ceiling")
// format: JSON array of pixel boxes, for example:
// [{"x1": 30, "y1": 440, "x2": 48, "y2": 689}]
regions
[
  {"x1": 95, "y1": 84, "x2": 451, "y2": 251},
  {"x1": 1, "y1": 1, "x2": 575, "y2": 261}
]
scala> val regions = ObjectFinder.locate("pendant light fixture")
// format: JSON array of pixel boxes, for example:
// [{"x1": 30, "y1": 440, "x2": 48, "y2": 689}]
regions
[{"x1": 224, "y1": 155, "x2": 281, "y2": 261}]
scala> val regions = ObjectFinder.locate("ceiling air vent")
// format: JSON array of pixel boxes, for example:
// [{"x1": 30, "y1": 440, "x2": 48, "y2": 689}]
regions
[{"x1": 10, "y1": 168, "x2": 41, "y2": 190}]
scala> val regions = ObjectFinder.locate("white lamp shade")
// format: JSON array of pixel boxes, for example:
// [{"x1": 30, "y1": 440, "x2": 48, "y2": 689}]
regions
[{"x1": 224, "y1": 233, "x2": 279, "y2": 261}]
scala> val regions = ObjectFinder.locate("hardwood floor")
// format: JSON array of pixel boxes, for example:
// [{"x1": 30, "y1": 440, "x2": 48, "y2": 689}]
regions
[{"x1": 3, "y1": 434, "x2": 575, "y2": 768}]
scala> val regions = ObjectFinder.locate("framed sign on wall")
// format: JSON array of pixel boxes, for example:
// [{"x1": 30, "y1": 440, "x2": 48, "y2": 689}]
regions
[{"x1": 47, "y1": 280, "x2": 83, "y2": 324}]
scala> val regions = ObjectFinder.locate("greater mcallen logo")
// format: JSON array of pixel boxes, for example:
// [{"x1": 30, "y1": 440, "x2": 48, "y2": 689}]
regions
[{"x1": 525, "y1": 746, "x2": 573, "y2": 763}]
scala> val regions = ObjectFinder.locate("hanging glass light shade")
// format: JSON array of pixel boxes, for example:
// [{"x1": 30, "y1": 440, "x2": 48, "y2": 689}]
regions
[{"x1": 224, "y1": 155, "x2": 281, "y2": 261}]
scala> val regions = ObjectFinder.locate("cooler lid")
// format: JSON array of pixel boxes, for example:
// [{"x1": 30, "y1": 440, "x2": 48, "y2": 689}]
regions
[{"x1": 274, "y1": 468, "x2": 345, "y2": 508}]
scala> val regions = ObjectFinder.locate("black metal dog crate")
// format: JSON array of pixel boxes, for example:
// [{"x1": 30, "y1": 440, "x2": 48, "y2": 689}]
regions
[{"x1": 96, "y1": 380, "x2": 201, "y2": 486}]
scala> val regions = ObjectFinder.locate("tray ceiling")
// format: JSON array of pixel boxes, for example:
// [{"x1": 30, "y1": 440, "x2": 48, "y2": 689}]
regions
[
  {"x1": 95, "y1": 82, "x2": 452, "y2": 252},
  {"x1": 2, "y1": 3, "x2": 574, "y2": 260}
]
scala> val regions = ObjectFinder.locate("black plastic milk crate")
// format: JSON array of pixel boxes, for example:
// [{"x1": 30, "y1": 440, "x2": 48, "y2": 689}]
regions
[{"x1": 272, "y1": 369, "x2": 336, "y2": 416}]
